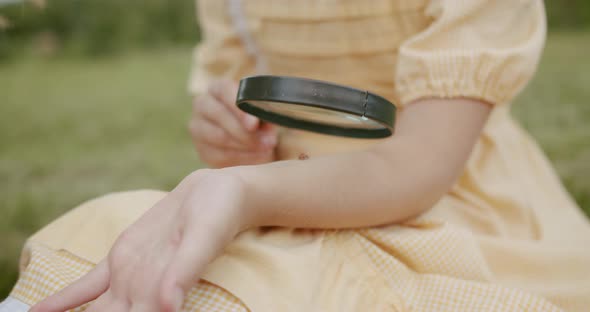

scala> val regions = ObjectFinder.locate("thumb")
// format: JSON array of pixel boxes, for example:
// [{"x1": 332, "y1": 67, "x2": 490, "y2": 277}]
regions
[
  {"x1": 258, "y1": 121, "x2": 277, "y2": 133},
  {"x1": 257, "y1": 122, "x2": 278, "y2": 149}
]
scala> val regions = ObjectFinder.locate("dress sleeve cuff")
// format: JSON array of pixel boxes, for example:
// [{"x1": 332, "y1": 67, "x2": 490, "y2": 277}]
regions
[
  {"x1": 395, "y1": 49, "x2": 542, "y2": 107},
  {"x1": 394, "y1": 0, "x2": 546, "y2": 107}
]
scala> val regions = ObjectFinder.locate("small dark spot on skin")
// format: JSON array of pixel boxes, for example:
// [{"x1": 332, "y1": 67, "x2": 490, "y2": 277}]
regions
[{"x1": 298, "y1": 153, "x2": 309, "y2": 160}]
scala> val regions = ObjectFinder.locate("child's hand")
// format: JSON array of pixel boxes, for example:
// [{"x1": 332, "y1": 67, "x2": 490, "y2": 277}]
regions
[
  {"x1": 189, "y1": 79, "x2": 278, "y2": 168},
  {"x1": 30, "y1": 170, "x2": 254, "y2": 312}
]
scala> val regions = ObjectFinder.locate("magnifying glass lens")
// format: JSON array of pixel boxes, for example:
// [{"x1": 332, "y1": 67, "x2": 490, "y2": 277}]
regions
[
  {"x1": 248, "y1": 100, "x2": 384, "y2": 130},
  {"x1": 236, "y1": 76, "x2": 396, "y2": 138}
]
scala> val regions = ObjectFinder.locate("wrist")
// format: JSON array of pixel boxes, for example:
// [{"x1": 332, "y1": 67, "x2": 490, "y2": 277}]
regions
[
  {"x1": 185, "y1": 168, "x2": 259, "y2": 234},
  {"x1": 196, "y1": 167, "x2": 266, "y2": 232}
]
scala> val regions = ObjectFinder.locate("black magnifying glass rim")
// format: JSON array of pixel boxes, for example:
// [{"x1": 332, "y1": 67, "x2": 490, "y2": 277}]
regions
[{"x1": 236, "y1": 75, "x2": 397, "y2": 139}]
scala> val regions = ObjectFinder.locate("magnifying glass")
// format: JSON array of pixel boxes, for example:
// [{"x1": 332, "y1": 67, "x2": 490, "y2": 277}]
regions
[{"x1": 236, "y1": 76, "x2": 397, "y2": 139}]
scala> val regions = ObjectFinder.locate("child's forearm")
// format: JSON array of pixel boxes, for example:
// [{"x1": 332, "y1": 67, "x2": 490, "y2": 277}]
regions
[
  {"x1": 234, "y1": 140, "x2": 446, "y2": 229},
  {"x1": 231, "y1": 98, "x2": 492, "y2": 230}
]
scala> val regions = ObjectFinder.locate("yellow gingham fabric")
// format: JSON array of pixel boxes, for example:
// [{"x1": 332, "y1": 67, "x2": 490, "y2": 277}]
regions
[
  {"x1": 10, "y1": 243, "x2": 248, "y2": 312},
  {"x1": 353, "y1": 226, "x2": 564, "y2": 312},
  {"x1": 7, "y1": 189, "x2": 589, "y2": 311},
  {"x1": 6, "y1": 0, "x2": 590, "y2": 310}
]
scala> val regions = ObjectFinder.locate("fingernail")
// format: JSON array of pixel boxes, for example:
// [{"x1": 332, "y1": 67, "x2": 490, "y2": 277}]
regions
[
  {"x1": 260, "y1": 134, "x2": 277, "y2": 148},
  {"x1": 243, "y1": 115, "x2": 258, "y2": 131}
]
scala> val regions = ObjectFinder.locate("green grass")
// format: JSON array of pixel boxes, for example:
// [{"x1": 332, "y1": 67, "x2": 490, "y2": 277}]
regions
[
  {"x1": 0, "y1": 47, "x2": 201, "y2": 297},
  {"x1": 1, "y1": 32, "x2": 590, "y2": 299},
  {"x1": 512, "y1": 31, "x2": 590, "y2": 210}
]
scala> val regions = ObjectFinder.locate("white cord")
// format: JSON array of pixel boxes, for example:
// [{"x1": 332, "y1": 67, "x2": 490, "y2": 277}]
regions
[{"x1": 227, "y1": 0, "x2": 268, "y2": 74}]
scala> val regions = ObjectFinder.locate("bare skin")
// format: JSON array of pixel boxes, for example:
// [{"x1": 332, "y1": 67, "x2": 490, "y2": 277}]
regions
[
  {"x1": 31, "y1": 80, "x2": 491, "y2": 312},
  {"x1": 188, "y1": 80, "x2": 279, "y2": 168}
]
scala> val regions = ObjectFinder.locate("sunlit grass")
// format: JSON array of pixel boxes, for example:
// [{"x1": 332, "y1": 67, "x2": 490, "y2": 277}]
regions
[{"x1": 1, "y1": 32, "x2": 589, "y2": 298}]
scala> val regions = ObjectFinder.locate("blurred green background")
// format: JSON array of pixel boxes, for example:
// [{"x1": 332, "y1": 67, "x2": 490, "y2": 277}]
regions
[{"x1": 1, "y1": 0, "x2": 589, "y2": 299}]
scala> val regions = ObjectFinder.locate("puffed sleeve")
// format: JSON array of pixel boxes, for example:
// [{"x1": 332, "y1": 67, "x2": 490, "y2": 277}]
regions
[
  {"x1": 394, "y1": 0, "x2": 546, "y2": 106},
  {"x1": 188, "y1": 0, "x2": 255, "y2": 95}
]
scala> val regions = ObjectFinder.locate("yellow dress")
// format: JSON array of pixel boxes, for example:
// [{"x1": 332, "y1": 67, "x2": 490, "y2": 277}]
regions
[{"x1": 6, "y1": 0, "x2": 590, "y2": 311}]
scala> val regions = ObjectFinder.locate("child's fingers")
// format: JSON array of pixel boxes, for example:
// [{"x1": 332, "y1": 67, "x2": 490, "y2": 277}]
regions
[
  {"x1": 209, "y1": 79, "x2": 259, "y2": 131},
  {"x1": 30, "y1": 261, "x2": 110, "y2": 312},
  {"x1": 84, "y1": 291, "x2": 127, "y2": 312},
  {"x1": 190, "y1": 118, "x2": 276, "y2": 151},
  {"x1": 258, "y1": 122, "x2": 278, "y2": 145},
  {"x1": 259, "y1": 121, "x2": 277, "y2": 133},
  {"x1": 189, "y1": 118, "x2": 257, "y2": 151},
  {"x1": 195, "y1": 94, "x2": 259, "y2": 147},
  {"x1": 197, "y1": 143, "x2": 275, "y2": 168},
  {"x1": 159, "y1": 226, "x2": 222, "y2": 311}
]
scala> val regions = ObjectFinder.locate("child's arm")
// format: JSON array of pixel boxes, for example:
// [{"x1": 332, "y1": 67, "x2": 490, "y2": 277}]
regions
[
  {"x1": 235, "y1": 97, "x2": 491, "y2": 230},
  {"x1": 32, "y1": 97, "x2": 490, "y2": 312}
]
